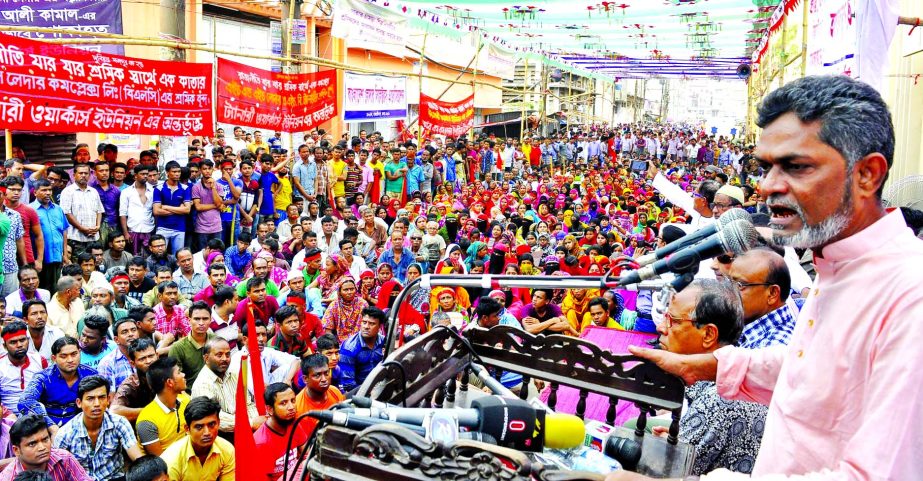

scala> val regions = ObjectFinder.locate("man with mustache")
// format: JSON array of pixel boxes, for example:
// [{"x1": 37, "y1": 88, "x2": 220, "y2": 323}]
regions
[
  {"x1": 609, "y1": 76, "x2": 923, "y2": 481},
  {"x1": 53, "y1": 375, "x2": 143, "y2": 480},
  {"x1": 191, "y1": 337, "x2": 263, "y2": 441},
  {"x1": 0, "y1": 320, "x2": 48, "y2": 415},
  {"x1": 159, "y1": 397, "x2": 235, "y2": 480}
]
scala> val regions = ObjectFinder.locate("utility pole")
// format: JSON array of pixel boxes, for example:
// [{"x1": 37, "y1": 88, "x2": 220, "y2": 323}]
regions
[
  {"x1": 539, "y1": 63, "x2": 548, "y2": 137},
  {"x1": 159, "y1": 0, "x2": 185, "y2": 61}
]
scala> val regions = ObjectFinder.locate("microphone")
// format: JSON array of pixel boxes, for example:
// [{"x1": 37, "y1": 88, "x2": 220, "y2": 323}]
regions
[
  {"x1": 635, "y1": 208, "x2": 751, "y2": 267},
  {"x1": 345, "y1": 395, "x2": 585, "y2": 452},
  {"x1": 618, "y1": 218, "x2": 758, "y2": 286},
  {"x1": 307, "y1": 410, "x2": 427, "y2": 436}
]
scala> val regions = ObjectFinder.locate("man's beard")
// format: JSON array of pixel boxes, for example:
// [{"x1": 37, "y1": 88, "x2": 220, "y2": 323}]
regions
[{"x1": 767, "y1": 183, "x2": 852, "y2": 249}]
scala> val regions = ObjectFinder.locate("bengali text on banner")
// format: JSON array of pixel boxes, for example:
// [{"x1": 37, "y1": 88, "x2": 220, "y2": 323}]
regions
[
  {"x1": 217, "y1": 57, "x2": 337, "y2": 133},
  {"x1": 418, "y1": 94, "x2": 474, "y2": 138},
  {"x1": 0, "y1": 0, "x2": 125, "y2": 55},
  {"x1": 0, "y1": 31, "x2": 212, "y2": 135}
]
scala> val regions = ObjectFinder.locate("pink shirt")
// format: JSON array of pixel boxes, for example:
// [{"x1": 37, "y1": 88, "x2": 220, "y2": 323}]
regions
[{"x1": 706, "y1": 209, "x2": 923, "y2": 480}]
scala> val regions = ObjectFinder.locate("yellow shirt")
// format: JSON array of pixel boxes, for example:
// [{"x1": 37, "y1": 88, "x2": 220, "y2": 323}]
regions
[
  {"x1": 47, "y1": 293, "x2": 84, "y2": 338},
  {"x1": 247, "y1": 141, "x2": 269, "y2": 153},
  {"x1": 331, "y1": 159, "x2": 347, "y2": 197},
  {"x1": 136, "y1": 393, "x2": 191, "y2": 454},
  {"x1": 273, "y1": 176, "x2": 293, "y2": 211},
  {"x1": 161, "y1": 434, "x2": 235, "y2": 481},
  {"x1": 579, "y1": 312, "x2": 625, "y2": 333}
]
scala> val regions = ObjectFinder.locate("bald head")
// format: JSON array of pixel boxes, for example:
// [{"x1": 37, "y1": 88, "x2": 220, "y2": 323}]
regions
[{"x1": 729, "y1": 247, "x2": 791, "y2": 323}]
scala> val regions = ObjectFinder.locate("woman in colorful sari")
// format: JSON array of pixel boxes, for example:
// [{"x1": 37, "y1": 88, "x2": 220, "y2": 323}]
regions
[
  {"x1": 321, "y1": 278, "x2": 368, "y2": 343},
  {"x1": 358, "y1": 269, "x2": 375, "y2": 305},
  {"x1": 309, "y1": 253, "x2": 351, "y2": 304},
  {"x1": 368, "y1": 263, "x2": 394, "y2": 306},
  {"x1": 430, "y1": 287, "x2": 469, "y2": 331},
  {"x1": 246, "y1": 250, "x2": 289, "y2": 289},
  {"x1": 465, "y1": 241, "x2": 488, "y2": 272}
]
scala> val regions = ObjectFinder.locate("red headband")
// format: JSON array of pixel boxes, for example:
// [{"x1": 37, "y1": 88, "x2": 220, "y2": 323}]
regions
[
  {"x1": 2, "y1": 329, "x2": 26, "y2": 342},
  {"x1": 111, "y1": 274, "x2": 129, "y2": 284},
  {"x1": 286, "y1": 296, "x2": 306, "y2": 307},
  {"x1": 305, "y1": 251, "x2": 322, "y2": 262}
]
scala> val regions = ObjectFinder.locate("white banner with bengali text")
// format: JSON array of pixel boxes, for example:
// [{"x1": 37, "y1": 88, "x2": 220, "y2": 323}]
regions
[
  {"x1": 331, "y1": 0, "x2": 409, "y2": 58},
  {"x1": 343, "y1": 72, "x2": 407, "y2": 123}
]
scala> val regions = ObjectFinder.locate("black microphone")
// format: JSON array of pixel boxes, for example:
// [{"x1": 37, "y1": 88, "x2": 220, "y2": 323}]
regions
[
  {"x1": 618, "y1": 219, "x2": 758, "y2": 286},
  {"x1": 635, "y1": 208, "x2": 751, "y2": 267},
  {"x1": 604, "y1": 436, "x2": 642, "y2": 470},
  {"x1": 307, "y1": 410, "x2": 427, "y2": 435}
]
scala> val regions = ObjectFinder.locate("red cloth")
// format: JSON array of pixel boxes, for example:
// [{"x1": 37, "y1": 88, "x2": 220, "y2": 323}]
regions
[
  {"x1": 235, "y1": 358, "x2": 268, "y2": 479},
  {"x1": 529, "y1": 147, "x2": 541, "y2": 167},
  {"x1": 254, "y1": 421, "x2": 310, "y2": 481}
]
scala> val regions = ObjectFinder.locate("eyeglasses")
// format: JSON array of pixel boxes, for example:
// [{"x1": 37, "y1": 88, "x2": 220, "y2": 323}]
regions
[
  {"x1": 659, "y1": 311, "x2": 696, "y2": 329},
  {"x1": 731, "y1": 279, "x2": 773, "y2": 290},
  {"x1": 716, "y1": 254, "x2": 735, "y2": 264},
  {"x1": 712, "y1": 201, "x2": 733, "y2": 209}
]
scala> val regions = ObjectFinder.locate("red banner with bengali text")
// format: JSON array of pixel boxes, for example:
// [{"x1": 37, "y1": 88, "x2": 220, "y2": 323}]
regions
[
  {"x1": 217, "y1": 58, "x2": 337, "y2": 133},
  {"x1": 418, "y1": 94, "x2": 474, "y2": 138},
  {"x1": 0, "y1": 31, "x2": 213, "y2": 136}
]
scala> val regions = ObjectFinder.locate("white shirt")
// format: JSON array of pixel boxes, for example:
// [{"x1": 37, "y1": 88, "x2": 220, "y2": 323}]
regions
[
  {"x1": 229, "y1": 346, "x2": 298, "y2": 392},
  {"x1": 0, "y1": 352, "x2": 47, "y2": 415},
  {"x1": 27, "y1": 325, "x2": 64, "y2": 360},
  {"x1": 119, "y1": 184, "x2": 155, "y2": 233},
  {"x1": 5, "y1": 289, "x2": 51, "y2": 317},
  {"x1": 226, "y1": 138, "x2": 248, "y2": 155}
]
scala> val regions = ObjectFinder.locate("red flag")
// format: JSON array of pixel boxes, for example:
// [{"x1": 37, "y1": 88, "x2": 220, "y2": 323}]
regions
[
  {"x1": 235, "y1": 358, "x2": 268, "y2": 479},
  {"x1": 244, "y1": 314, "x2": 267, "y2": 413}
]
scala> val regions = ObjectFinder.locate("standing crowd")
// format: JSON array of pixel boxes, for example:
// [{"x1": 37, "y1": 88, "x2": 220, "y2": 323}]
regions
[{"x1": 0, "y1": 82, "x2": 921, "y2": 481}]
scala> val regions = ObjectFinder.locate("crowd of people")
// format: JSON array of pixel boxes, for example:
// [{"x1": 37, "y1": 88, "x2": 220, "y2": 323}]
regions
[{"x1": 0, "y1": 75, "x2": 921, "y2": 481}]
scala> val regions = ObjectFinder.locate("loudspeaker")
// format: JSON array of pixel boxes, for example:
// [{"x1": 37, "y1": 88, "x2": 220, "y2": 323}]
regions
[{"x1": 736, "y1": 63, "x2": 752, "y2": 80}]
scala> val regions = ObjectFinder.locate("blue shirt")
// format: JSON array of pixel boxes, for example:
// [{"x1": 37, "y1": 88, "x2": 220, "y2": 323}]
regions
[
  {"x1": 97, "y1": 347, "x2": 134, "y2": 390},
  {"x1": 258, "y1": 171, "x2": 278, "y2": 216},
  {"x1": 738, "y1": 302, "x2": 797, "y2": 349},
  {"x1": 339, "y1": 333, "x2": 384, "y2": 392},
  {"x1": 215, "y1": 178, "x2": 242, "y2": 223},
  {"x1": 293, "y1": 160, "x2": 317, "y2": 197},
  {"x1": 19, "y1": 364, "x2": 99, "y2": 426},
  {"x1": 30, "y1": 200, "x2": 67, "y2": 263},
  {"x1": 223, "y1": 246, "x2": 252, "y2": 278},
  {"x1": 54, "y1": 411, "x2": 137, "y2": 481},
  {"x1": 377, "y1": 248, "x2": 414, "y2": 284},
  {"x1": 152, "y1": 183, "x2": 191, "y2": 231},
  {"x1": 443, "y1": 154, "x2": 456, "y2": 183},
  {"x1": 405, "y1": 164, "x2": 423, "y2": 195}
]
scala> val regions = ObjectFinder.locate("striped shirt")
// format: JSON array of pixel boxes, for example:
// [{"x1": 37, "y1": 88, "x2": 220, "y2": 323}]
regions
[
  {"x1": 190, "y1": 366, "x2": 258, "y2": 433},
  {"x1": 59, "y1": 183, "x2": 104, "y2": 243},
  {"x1": 0, "y1": 448, "x2": 92, "y2": 481}
]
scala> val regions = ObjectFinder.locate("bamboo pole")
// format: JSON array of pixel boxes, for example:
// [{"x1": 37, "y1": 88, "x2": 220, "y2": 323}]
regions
[
  {"x1": 520, "y1": 60, "x2": 529, "y2": 141},
  {"x1": 0, "y1": 26, "x2": 532, "y2": 97},
  {"x1": 417, "y1": 29, "x2": 427, "y2": 148},
  {"x1": 4, "y1": 130, "x2": 11, "y2": 160}
]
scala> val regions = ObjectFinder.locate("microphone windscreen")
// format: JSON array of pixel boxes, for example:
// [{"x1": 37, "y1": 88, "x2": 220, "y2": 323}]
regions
[
  {"x1": 717, "y1": 207, "x2": 751, "y2": 227},
  {"x1": 719, "y1": 219, "x2": 759, "y2": 255},
  {"x1": 543, "y1": 413, "x2": 586, "y2": 449}
]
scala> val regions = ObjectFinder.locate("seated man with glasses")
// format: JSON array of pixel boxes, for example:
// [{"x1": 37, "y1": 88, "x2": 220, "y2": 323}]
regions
[
  {"x1": 654, "y1": 279, "x2": 766, "y2": 476},
  {"x1": 726, "y1": 247, "x2": 797, "y2": 349}
]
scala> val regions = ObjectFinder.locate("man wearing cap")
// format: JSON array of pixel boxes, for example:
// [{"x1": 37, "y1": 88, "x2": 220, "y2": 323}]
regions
[
  {"x1": 712, "y1": 184, "x2": 745, "y2": 218},
  {"x1": 110, "y1": 271, "x2": 141, "y2": 310}
]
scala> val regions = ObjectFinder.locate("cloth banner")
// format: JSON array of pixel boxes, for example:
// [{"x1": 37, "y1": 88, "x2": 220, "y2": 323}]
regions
[
  {"x1": 217, "y1": 57, "x2": 337, "y2": 133},
  {"x1": 0, "y1": 0, "x2": 124, "y2": 55},
  {"x1": 343, "y1": 72, "x2": 407, "y2": 123},
  {"x1": 480, "y1": 44, "x2": 518, "y2": 80},
  {"x1": 418, "y1": 94, "x2": 474, "y2": 138},
  {"x1": 331, "y1": 0, "x2": 409, "y2": 59},
  {"x1": 806, "y1": 0, "x2": 857, "y2": 76},
  {"x1": 0, "y1": 31, "x2": 212, "y2": 136}
]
